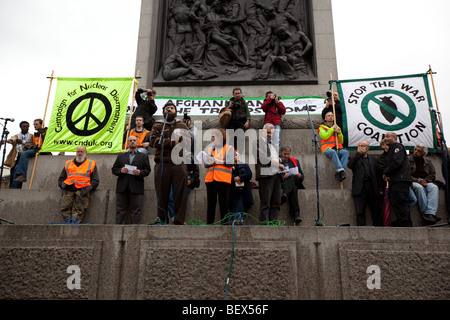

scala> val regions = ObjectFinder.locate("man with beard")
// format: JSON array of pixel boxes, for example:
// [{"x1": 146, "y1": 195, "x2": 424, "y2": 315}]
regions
[
  {"x1": 131, "y1": 88, "x2": 158, "y2": 131},
  {"x1": 150, "y1": 102, "x2": 190, "y2": 225},
  {"x1": 58, "y1": 146, "x2": 99, "y2": 223}
]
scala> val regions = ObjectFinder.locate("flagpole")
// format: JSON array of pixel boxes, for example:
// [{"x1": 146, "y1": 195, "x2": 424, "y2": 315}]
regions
[
  {"x1": 29, "y1": 70, "x2": 55, "y2": 189},
  {"x1": 124, "y1": 70, "x2": 140, "y2": 150},
  {"x1": 330, "y1": 73, "x2": 343, "y2": 190},
  {"x1": 428, "y1": 65, "x2": 449, "y2": 222},
  {"x1": 428, "y1": 65, "x2": 442, "y2": 129}
]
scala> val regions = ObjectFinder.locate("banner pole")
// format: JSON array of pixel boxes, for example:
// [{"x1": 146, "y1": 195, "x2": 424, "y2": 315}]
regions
[
  {"x1": 29, "y1": 70, "x2": 55, "y2": 189},
  {"x1": 330, "y1": 73, "x2": 343, "y2": 189},
  {"x1": 124, "y1": 70, "x2": 140, "y2": 150},
  {"x1": 428, "y1": 65, "x2": 442, "y2": 129}
]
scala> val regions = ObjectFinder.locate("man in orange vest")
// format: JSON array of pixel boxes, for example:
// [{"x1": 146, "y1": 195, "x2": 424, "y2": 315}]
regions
[
  {"x1": 318, "y1": 111, "x2": 349, "y2": 182},
  {"x1": 58, "y1": 146, "x2": 99, "y2": 223},
  {"x1": 10, "y1": 119, "x2": 47, "y2": 188},
  {"x1": 125, "y1": 115, "x2": 151, "y2": 154}
]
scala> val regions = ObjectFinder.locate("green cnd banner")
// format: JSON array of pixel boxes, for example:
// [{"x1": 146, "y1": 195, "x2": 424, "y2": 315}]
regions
[{"x1": 41, "y1": 77, "x2": 134, "y2": 153}]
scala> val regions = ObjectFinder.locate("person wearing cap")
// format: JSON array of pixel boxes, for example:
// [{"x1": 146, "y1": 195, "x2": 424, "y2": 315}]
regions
[
  {"x1": 150, "y1": 102, "x2": 190, "y2": 225},
  {"x1": 318, "y1": 111, "x2": 349, "y2": 182}
]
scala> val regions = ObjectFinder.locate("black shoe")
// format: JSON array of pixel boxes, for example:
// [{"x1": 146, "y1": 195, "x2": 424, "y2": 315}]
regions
[
  {"x1": 422, "y1": 214, "x2": 435, "y2": 222},
  {"x1": 294, "y1": 212, "x2": 302, "y2": 225},
  {"x1": 335, "y1": 172, "x2": 343, "y2": 182},
  {"x1": 433, "y1": 215, "x2": 441, "y2": 223},
  {"x1": 339, "y1": 170, "x2": 346, "y2": 181}
]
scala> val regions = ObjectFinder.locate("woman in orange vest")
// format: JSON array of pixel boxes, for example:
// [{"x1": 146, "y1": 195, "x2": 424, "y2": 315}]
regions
[
  {"x1": 318, "y1": 111, "x2": 349, "y2": 182},
  {"x1": 204, "y1": 128, "x2": 235, "y2": 224}
]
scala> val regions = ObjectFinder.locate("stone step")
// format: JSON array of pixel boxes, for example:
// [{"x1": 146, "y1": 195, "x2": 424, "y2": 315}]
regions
[{"x1": 0, "y1": 188, "x2": 447, "y2": 227}]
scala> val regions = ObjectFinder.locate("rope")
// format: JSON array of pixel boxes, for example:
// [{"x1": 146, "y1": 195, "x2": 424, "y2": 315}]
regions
[
  {"x1": 224, "y1": 213, "x2": 237, "y2": 300},
  {"x1": 185, "y1": 212, "x2": 286, "y2": 226}
]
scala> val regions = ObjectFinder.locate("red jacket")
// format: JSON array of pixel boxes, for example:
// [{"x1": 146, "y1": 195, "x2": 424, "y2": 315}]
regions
[{"x1": 261, "y1": 98, "x2": 286, "y2": 126}]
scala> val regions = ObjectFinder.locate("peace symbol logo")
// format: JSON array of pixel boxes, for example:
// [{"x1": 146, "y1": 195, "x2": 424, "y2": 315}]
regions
[
  {"x1": 66, "y1": 93, "x2": 112, "y2": 136},
  {"x1": 361, "y1": 89, "x2": 416, "y2": 131}
]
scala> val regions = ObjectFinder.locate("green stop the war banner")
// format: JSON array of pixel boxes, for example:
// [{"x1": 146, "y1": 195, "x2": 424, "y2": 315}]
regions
[
  {"x1": 336, "y1": 73, "x2": 436, "y2": 151},
  {"x1": 41, "y1": 77, "x2": 134, "y2": 153}
]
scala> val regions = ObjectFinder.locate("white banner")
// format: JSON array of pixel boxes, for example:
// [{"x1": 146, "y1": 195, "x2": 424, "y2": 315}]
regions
[
  {"x1": 128, "y1": 96, "x2": 326, "y2": 117},
  {"x1": 336, "y1": 74, "x2": 437, "y2": 151}
]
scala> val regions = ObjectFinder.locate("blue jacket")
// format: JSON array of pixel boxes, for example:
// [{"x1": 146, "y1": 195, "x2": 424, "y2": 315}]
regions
[{"x1": 228, "y1": 163, "x2": 254, "y2": 211}]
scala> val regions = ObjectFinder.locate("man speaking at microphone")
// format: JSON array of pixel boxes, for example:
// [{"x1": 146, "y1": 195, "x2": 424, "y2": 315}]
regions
[{"x1": 150, "y1": 102, "x2": 190, "y2": 225}]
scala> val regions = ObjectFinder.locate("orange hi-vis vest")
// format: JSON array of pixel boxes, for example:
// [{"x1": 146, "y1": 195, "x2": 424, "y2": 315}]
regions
[
  {"x1": 318, "y1": 125, "x2": 343, "y2": 153},
  {"x1": 205, "y1": 144, "x2": 234, "y2": 184},
  {"x1": 63, "y1": 159, "x2": 97, "y2": 189},
  {"x1": 33, "y1": 131, "x2": 45, "y2": 148},
  {"x1": 126, "y1": 128, "x2": 150, "y2": 148}
]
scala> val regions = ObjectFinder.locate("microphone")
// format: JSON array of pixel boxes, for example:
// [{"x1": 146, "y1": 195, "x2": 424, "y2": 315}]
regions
[
  {"x1": 159, "y1": 113, "x2": 169, "y2": 145},
  {"x1": 0, "y1": 118, "x2": 14, "y2": 122}
]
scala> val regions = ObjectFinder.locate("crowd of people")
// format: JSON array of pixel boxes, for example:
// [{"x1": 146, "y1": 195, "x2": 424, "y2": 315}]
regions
[{"x1": 1, "y1": 88, "x2": 446, "y2": 227}]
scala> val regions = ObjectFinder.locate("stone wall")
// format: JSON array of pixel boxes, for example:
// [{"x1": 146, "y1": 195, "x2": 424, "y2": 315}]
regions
[{"x1": 0, "y1": 225, "x2": 448, "y2": 300}]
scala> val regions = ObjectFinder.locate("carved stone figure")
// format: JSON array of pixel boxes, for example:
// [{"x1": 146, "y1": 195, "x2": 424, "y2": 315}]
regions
[{"x1": 155, "y1": 0, "x2": 316, "y2": 84}]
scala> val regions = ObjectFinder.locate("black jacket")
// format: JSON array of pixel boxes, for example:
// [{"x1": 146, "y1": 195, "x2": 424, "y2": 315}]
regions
[
  {"x1": 228, "y1": 163, "x2": 254, "y2": 211},
  {"x1": 132, "y1": 89, "x2": 158, "y2": 130},
  {"x1": 347, "y1": 152, "x2": 379, "y2": 197},
  {"x1": 187, "y1": 163, "x2": 200, "y2": 189},
  {"x1": 111, "y1": 151, "x2": 151, "y2": 195},
  {"x1": 383, "y1": 142, "x2": 412, "y2": 184},
  {"x1": 321, "y1": 100, "x2": 343, "y2": 129}
]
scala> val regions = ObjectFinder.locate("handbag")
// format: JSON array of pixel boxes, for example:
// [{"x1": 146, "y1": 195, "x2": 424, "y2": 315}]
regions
[{"x1": 219, "y1": 107, "x2": 232, "y2": 128}]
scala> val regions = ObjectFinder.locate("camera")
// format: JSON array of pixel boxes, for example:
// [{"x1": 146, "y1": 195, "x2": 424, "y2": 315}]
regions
[
  {"x1": 183, "y1": 111, "x2": 191, "y2": 123},
  {"x1": 232, "y1": 100, "x2": 242, "y2": 109}
]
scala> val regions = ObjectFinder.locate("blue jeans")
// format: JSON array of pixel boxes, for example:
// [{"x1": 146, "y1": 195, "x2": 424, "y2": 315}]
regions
[
  {"x1": 408, "y1": 188, "x2": 417, "y2": 212},
  {"x1": 323, "y1": 148, "x2": 349, "y2": 172},
  {"x1": 411, "y1": 181, "x2": 439, "y2": 215},
  {"x1": 10, "y1": 149, "x2": 36, "y2": 189}
]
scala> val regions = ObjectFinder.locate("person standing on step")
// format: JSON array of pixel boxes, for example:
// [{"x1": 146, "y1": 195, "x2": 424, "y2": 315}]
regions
[
  {"x1": 112, "y1": 135, "x2": 151, "y2": 224},
  {"x1": 382, "y1": 132, "x2": 412, "y2": 227},
  {"x1": 347, "y1": 140, "x2": 382, "y2": 226}
]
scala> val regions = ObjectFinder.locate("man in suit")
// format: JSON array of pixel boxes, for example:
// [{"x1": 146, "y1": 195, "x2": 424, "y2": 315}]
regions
[
  {"x1": 254, "y1": 123, "x2": 285, "y2": 222},
  {"x1": 347, "y1": 140, "x2": 382, "y2": 226},
  {"x1": 112, "y1": 135, "x2": 151, "y2": 224}
]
